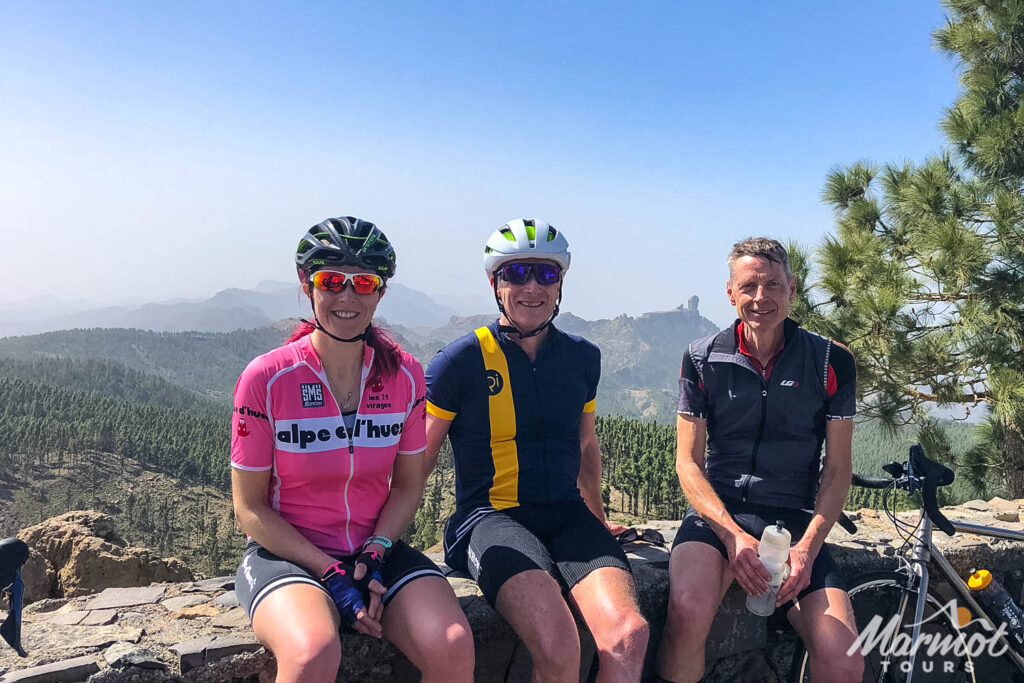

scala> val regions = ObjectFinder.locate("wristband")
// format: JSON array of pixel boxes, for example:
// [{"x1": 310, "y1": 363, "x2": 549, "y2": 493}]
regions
[{"x1": 364, "y1": 535, "x2": 393, "y2": 552}]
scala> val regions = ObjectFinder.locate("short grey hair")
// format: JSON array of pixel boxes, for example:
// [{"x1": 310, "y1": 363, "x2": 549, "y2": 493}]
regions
[{"x1": 727, "y1": 237, "x2": 791, "y2": 279}]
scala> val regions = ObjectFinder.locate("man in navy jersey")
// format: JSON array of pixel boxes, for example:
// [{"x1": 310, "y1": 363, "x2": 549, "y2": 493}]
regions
[
  {"x1": 656, "y1": 237, "x2": 863, "y2": 683},
  {"x1": 425, "y1": 219, "x2": 649, "y2": 683}
]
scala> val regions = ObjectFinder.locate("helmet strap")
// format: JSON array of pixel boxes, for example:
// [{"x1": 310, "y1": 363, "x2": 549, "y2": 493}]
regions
[
  {"x1": 492, "y1": 277, "x2": 562, "y2": 340},
  {"x1": 303, "y1": 294, "x2": 369, "y2": 343}
]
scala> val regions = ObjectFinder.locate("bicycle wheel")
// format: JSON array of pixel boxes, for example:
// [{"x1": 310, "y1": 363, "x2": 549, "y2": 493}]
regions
[{"x1": 789, "y1": 570, "x2": 977, "y2": 682}]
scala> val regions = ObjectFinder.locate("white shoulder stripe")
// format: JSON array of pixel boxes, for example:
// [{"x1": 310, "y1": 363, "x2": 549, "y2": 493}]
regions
[{"x1": 231, "y1": 462, "x2": 273, "y2": 472}]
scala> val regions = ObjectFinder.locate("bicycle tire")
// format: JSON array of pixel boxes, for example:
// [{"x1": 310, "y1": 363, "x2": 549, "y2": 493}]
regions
[{"x1": 789, "y1": 570, "x2": 977, "y2": 683}]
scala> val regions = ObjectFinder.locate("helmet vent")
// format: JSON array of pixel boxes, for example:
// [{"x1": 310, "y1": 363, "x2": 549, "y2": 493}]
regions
[
  {"x1": 547, "y1": 227, "x2": 558, "y2": 242},
  {"x1": 500, "y1": 228, "x2": 516, "y2": 242}
]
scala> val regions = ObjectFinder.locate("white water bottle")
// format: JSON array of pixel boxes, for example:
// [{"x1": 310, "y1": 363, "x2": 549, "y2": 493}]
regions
[{"x1": 746, "y1": 521, "x2": 791, "y2": 617}]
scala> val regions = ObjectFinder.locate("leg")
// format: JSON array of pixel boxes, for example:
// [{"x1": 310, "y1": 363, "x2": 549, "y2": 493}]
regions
[
  {"x1": 467, "y1": 510, "x2": 581, "y2": 683},
  {"x1": 568, "y1": 566, "x2": 650, "y2": 683},
  {"x1": 496, "y1": 569, "x2": 581, "y2": 683},
  {"x1": 251, "y1": 583, "x2": 341, "y2": 683},
  {"x1": 550, "y1": 502, "x2": 648, "y2": 683},
  {"x1": 656, "y1": 542, "x2": 733, "y2": 683},
  {"x1": 382, "y1": 576, "x2": 475, "y2": 683},
  {"x1": 788, "y1": 587, "x2": 863, "y2": 683}
]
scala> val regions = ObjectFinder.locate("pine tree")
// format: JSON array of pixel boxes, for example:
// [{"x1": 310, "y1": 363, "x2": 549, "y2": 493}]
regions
[{"x1": 799, "y1": 0, "x2": 1024, "y2": 496}]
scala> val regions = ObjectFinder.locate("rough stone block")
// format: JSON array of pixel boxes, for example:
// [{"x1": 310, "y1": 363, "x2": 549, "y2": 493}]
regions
[
  {"x1": 205, "y1": 635, "x2": 262, "y2": 662},
  {"x1": 2, "y1": 655, "x2": 99, "y2": 682},
  {"x1": 46, "y1": 610, "x2": 88, "y2": 626},
  {"x1": 161, "y1": 594, "x2": 209, "y2": 612},
  {"x1": 706, "y1": 587, "x2": 766, "y2": 661},
  {"x1": 170, "y1": 604, "x2": 219, "y2": 619},
  {"x1": 84, "y1": 586, "x2": 165, "y2": 611},
  {"x1": 214, "y1": 590, "x2": 239, "y2": 608},
  {"x1": 103, "y1": 642, "x2": 167, "y2": 670},
  {"x1": 211, "y1": 607, "x2": 249, "y2": 628},
  {"x1": 184, "y1": 576, "x2": 235, "y2": 593},
  {"x1": 80, "y1": 610, "x2": 117, "y2": 626},
  {"x1": 170, "y1": 635, "x2": 216, "y2": 673}
]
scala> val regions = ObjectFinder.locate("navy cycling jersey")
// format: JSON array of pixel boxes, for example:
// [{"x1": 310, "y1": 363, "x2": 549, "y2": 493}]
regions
[
  {"x1": 678, "y1": 318, "x2": 856, "y2": 510},
  {"x1": 426, "y1": 320, "x2": 599, "y2": 557}
]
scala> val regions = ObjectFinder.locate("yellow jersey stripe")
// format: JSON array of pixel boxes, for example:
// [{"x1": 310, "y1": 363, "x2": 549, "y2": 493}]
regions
[
  {"x1": 475, "y1": 326, "x2": 518, "y2": 510},
  {"x1": 583, "y1": 398, "x2": 596, "y2": 413},
  {"x1": 426, "y1": 401, "x2": 457, "y2": 420}
]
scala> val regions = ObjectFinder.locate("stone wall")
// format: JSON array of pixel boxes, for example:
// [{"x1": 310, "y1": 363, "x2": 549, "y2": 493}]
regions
[{"x1": 3, "y1": 498, "x2": 1024, "y2": 682}]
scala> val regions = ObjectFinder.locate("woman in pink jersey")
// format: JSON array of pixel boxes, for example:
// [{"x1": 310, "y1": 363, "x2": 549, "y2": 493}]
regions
[{"x1": 231, "y1": 217, "x2": 474, "y2": 683}]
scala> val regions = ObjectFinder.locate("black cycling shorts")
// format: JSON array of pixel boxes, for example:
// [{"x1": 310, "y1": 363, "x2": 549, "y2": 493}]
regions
[
  {"x1": 671, "y1": 500, "x2": 846, "y2": 612},
  {"x1": 465, "y1": 499, "x2": 631, "y2": 607},
  {"x1": 235, "y1": 539, "x2": 445, "y2": 624}
]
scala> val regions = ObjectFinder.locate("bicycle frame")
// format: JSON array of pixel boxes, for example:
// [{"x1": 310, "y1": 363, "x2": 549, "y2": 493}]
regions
[{"x1": 898, "y1": 507, "x2": 1024, "y2": 679}]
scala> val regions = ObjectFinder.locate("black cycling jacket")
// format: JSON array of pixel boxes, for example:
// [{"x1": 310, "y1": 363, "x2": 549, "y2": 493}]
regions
[{"x1": 678, "y1": 318, "x2": 856, "y2": 510}]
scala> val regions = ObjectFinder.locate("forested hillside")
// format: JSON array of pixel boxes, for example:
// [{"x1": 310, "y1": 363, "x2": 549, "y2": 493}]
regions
[
  {"x1": 0, "y1": 323, "x2": 291, "y2": 401},
  {"x1": 0, "y1": 325, "x2": 996, "y2": 571}
]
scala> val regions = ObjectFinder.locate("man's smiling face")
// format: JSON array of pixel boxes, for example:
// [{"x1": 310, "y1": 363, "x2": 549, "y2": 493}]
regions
[
  {"x1": 726, "y1": 255, "x2": 795, "y2": 333},
  {"x1": 494, "y1": 258, "x2": 560, "y2": 331}
]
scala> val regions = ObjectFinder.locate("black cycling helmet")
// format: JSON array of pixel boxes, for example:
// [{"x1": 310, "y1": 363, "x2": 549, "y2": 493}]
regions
[{"x1": 295, "y1": 216, "x2": 397, "y2": 279}]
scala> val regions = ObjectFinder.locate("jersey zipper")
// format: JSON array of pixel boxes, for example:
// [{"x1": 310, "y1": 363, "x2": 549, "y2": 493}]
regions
[
  {"x1": 741, "y1": 375, "x2": 769, "y2": 502},
  {"x1": 315, "y1": 362, "x2": 369, "y2": 554}
]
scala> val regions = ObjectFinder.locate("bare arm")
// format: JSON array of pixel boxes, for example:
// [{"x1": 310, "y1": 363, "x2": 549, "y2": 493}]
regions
[
  {"x1": 424, "y1": 413, "x2": 452, "y2": 476},
  {"x1": 675, "y1": 413, "x2": 744, "y2": 542},
  {"x1": 777, "y1": 418, "x2": 853, "y2": 605},
  {"x1": 676, "y1": 412, "x2": 769, "y2": 595},
  {"x1": 232, "y1": 468, "x2": 336, "y2": 576},
  {"x1": 802, "y1": 418, "x2": 853, "y2": 555},
  {"x1": 578, "y1": 410, "x2": 609, "y2": 526},
  {"x1": 368, "y1": 452, "x2": 428, "y2": 546}
]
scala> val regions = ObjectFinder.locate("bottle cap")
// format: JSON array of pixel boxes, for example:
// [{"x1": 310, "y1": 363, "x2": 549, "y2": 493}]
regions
[{"x1": 968, "y1": 569, "x2": 992, "y2": 590}]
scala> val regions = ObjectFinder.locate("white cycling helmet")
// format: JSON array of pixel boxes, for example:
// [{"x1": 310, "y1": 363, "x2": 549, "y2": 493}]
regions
[{"x1": 483, "y1": 219, "x2": 571, "y2": 275}]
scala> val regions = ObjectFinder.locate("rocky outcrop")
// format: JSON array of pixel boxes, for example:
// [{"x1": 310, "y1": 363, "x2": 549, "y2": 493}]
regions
[
  {"x1": 17, "y1": 511, "x2": 193, "y2": 599},
  {"x1": 2, "y1": 500, "x2": 1024, "y2": 682}
]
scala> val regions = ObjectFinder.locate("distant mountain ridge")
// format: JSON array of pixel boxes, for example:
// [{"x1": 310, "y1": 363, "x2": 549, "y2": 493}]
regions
[{"x1": 0, "y1": 281, "x2": 460, "y2": 337}]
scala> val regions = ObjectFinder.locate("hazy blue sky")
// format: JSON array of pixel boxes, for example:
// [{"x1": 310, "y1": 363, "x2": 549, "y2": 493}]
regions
[{"x1": 1, "y1": 1, "x2": 960, "y2": 327}]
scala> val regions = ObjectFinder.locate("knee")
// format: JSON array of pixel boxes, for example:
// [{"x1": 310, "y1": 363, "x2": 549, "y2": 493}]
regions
[
  {"x1": 809, "y1": 643, "x2": 863, "y2": 683},
  {"x1": 277, "y1": 629, "x2": 341, "y2": 674},
  {"x1": 596, "y1": 610, "x2": 649, "y2": 658},
  {"x1": 419, "y1": 621, "x2": 475, "y2": 677},
  {"x1": 666, "y1": 587, "x2": 717, "y2": 637}
]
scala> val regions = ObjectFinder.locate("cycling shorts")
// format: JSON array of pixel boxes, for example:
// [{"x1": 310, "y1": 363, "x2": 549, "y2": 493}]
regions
[
  {"x1": 672, "y1": 500, "x2": 846, "y2": 612},
  {"x1": 235, "y1": 539, "x2": 445, "y2": 624},
  {"x1": 465, "y1": 500, "x2": 631, "y2": 607}
]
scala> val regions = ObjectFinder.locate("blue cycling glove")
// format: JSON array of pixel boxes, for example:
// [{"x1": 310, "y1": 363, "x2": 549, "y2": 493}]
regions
[
  {"x1": 319, "y1": 561, "x2": 366, "y2": 626},
  {"x1": 353, "y1": 550, "x2": 384, "y2": 592}
]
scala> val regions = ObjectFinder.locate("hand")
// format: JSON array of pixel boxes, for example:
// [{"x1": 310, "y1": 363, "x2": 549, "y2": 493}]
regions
[
  {"x1": 353, "y1": 549, "x2": 386, "y2": 624},
  {"x1": 605, "y1": 521, "x2": 629, "y2": 537},
  {"x1": 320, "y1": 561, "x2": 382, "y2": 638},
  {"x1": 725, "y1": 530, "x2": 771, "y2": 597},
  {"x1": 776, "y1": 543, "x2": 814, "y2": 606}
]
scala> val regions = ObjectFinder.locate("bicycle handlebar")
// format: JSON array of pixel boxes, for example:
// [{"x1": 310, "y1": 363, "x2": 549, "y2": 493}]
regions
[
  {"x1": 851, "y1": 443, "x2": 956, "y2": 537},
  {"x1": 851, "y1": 473, "x2": 892, "y2": 489}
]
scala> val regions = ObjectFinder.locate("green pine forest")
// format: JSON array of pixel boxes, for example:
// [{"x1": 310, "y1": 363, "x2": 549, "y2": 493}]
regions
[{"x1": 0, "y1": 352, "x2": 994, "y2": 575}]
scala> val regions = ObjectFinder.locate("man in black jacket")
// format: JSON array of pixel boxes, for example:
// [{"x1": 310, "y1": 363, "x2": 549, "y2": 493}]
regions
[{"x1": 656, "y1": 237, "x2": 863, "y2": 683}]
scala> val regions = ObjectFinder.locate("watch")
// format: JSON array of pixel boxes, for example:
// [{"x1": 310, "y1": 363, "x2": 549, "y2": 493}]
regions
[{"x1": 364, "y1": 535, "x2": 394, "y2": 553}]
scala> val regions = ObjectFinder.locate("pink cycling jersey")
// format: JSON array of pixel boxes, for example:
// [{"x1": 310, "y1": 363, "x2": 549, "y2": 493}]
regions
[{"x1": 230, "y1": 334, "x2": 427, "y2": 555}]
